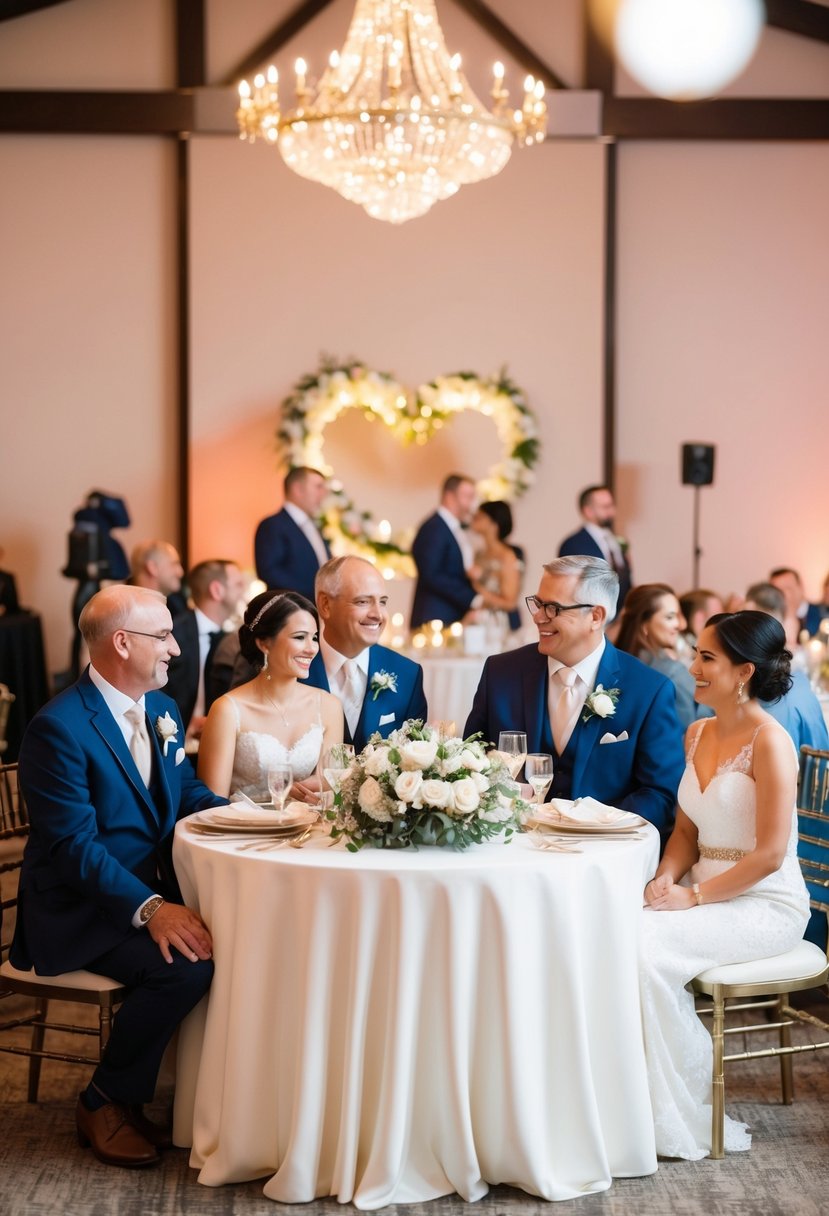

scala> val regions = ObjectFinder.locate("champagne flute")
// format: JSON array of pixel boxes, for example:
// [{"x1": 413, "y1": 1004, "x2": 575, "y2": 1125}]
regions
[
  {"x1": 525, "y1": 753, "x2": 554, "y2": 805},
  {"x1": 322, "y1": 744, "x2": 355, "y2": 795},
  {"x1": 267, "y1": 763, "x2": 293, "y2": 814},
  {"x1": 497, "y1": 731, "x2": 527, "y2": 780}
]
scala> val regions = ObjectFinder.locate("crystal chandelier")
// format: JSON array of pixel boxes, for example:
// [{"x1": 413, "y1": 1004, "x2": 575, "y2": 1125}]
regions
[{"x1": 236, "y1": 0, "x2": 547, "y2": 224}]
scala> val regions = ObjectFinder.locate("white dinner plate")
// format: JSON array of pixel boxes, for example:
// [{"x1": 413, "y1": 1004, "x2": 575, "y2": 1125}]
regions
[
  {"x1": 195, "y1": 807, "x2": 317, "y2": 832},
  {"x1": 527, "y1": 809, "x2": 645, "y2": 834}
]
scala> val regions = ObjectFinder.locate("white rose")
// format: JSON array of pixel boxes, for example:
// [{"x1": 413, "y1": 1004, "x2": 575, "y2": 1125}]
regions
[
  {"x1": 363, "y1": 746, "x2": 392, "y2": 777},
  {"x1": 459, "y1": 747, "x2": 487, "y2": 772},
  {"x1": 591, "y1": 692, "x2": 616, "y2": 718},
  {"x1": 358, "y1": 776, "x2": 392, "y2": 822},
  {"x1": 470, "y1": 770, "x2": 489, "y2": 794},
  {"x1": 451, "y1": 777, "x2": 480, "y2": 815},
  {"x1": 399, "y1": 739, "x2": 438, "y2": 771},
  {"x1": 439, "y1": 752, "x2": 464, "y2": 776},
  {"x1": 420, "y1": 779, "x2": 452, "y2": 809},
  {"x1": 394, "y1": 770, "x2": 423, "y2": 804}
]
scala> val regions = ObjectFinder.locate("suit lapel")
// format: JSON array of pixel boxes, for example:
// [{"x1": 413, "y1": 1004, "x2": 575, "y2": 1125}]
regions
[
  {"x1": 145, "y1": 695, "x2": 175, "y2": 831},
  {"x1": 79, "y1": 674, "x2": 161, "y2": 824},
  {"x1": 522, "y1": 651, "x2": 549, "y2": 754},
  {"x1": 571, "y1": 641, "x2": 621, "y2": 792}
]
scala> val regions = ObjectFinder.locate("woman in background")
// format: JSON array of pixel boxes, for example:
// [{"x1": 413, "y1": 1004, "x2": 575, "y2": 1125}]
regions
[{"x1": 469, "y1": 500, "x2": 524, "y2": 632}]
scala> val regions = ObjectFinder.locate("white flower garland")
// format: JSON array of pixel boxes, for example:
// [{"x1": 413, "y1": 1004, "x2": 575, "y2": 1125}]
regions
[{"x1": 276, "y1": 358, "x2": 540, "y2": 576}]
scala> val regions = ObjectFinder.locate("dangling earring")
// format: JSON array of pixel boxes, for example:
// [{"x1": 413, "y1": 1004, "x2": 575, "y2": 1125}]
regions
[
  {"x1": 736, "y1": 680, "x2": 745, "y2": 704},
  {"x1": 262, "y1": 651, "x2": 271, "y2": 681}
]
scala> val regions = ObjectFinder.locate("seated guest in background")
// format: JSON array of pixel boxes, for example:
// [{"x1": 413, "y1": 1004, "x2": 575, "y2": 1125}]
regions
[
  {"x1": 165, "y1": 559, "x2": 245, "y2": 740},
  {"x1": 307, "y1": 556, "x2": 428, "y2": 750},
  {"x1": 616, "y1": 584, "x2": 713, "y2": 730},
  {"x1": 678, "y1": 587, "x2": 723, "y2": 656},
  {"x1": 469, "y1": 500, "x2": 525, "y2": 632},
  {"x1": 129, "y1": 539, "x2": 187, "y2": 618},
  {"x1": 0, "y1": 546, "x2": 20, "y2": 616},
  {"x1": 254, "y1": 466, "x2": 331, "y2": 602},
  {"x1": 744, "y1": 582, "x2": 829, "y2": 753},
  {"x1": 12, "y1": 585, "x2": 223, "y2": 1168},
  {"x1": 198, "y1": 590, "x2": 342, "y2": 804},
  {"x1": 769, "y1": 566, "x2": 823, "y2": 643},
  {"x1": 558, "y1": 485, "x2": 632, "y2": 615},
  {"x1": 410, "y1": 473, "x2": 484, "y2": 629},
  {"x1": 465, "y1": 555, "x2": 684, "y2": 844}
]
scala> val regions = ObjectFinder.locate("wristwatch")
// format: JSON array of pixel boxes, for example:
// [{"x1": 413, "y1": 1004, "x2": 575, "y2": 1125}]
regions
[{"x1": 139, "y1": 895, "x2": 165, "y2": 925}]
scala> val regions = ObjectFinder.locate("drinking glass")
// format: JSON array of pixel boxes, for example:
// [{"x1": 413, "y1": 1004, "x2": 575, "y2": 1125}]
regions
[
  {"x1": 497, "y1": 731, "x2": 528, "y2": 780},
  {"x1": 524, "y1": 753, "x2": 554, "y2": 804},
  {"x1": 322, "y1": 744, "x2": 355, "y2": 794},
  {"x1": 267, "y1": 764, "x2": 293, "y2": 814}
]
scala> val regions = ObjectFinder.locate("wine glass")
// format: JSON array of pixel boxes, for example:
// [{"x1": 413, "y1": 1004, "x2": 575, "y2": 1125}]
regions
[
  {"x1": 267, "y1": 764, "x2": 293, "y2": 814},
  {"x1": 497, "y1": 731, "x2": 528, "y2": 780},
  {"x1": 524, "y1": 753, "x2": 554, "y2": 805},
  {"x1": 322, "y1": 744, "x2": 355, "y2": 795}
]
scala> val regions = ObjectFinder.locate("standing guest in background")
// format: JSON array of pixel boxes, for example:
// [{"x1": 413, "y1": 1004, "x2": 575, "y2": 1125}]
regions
[
  {"x1": 743, "y1": 582, "x2": 829, "y2": 753},
  {"x1": 307, "y1": 556, "x2": 427, "y2": 750},
  {"x1": 0, "y1": 547, "x2": 20, "y2": 616},
  {"x1": 679, "y1": 588, "x2": 724, "y2": 653},
  {"x1": 129, "y1": 540, "x2": 187, "y2": 618},
  {"x1": 465, "y1": 556, "x2": 684, "y2": 844},
  {"x1": 254, "y1": 467, "x2": 331, "y2": 602},
  {"x1": 469, "y1": 500, "x2": 525, "y2": 633},
  {"x1": 11, "y1": 585, "x2": 224, "y2": 1168},
  {"x1": 165, "y1": 559, "x2": 246, "y2": 740},
  {"x1": 769, "y1": 566, "x2": 823, "y2": 643},
  {"x1": 558, "y1": 485, "x2": 632, "y2": 616},
  {"x1": 616, "y1": 584, "x2": 713, "y2": 730},
  {"x1": 411, "y1": 474, "x2": 485, "y2": 629}
]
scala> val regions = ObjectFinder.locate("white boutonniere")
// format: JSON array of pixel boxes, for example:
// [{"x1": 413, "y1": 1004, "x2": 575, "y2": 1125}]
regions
[
  {"x1": 581, "y1": 684, "x2": 620, "y2": 724},
  {"x1": 155, "y1": 712, "x2": 178, "y2": 756},
  {"x1": 369, "y1": 671, "x2": 398, "y2": 701}
]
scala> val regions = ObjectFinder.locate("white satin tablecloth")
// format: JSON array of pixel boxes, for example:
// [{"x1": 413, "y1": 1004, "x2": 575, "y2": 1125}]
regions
[
  {"x1": 414, "y1": 653, "x2": 485, "y2": 731},
  {"x1": 172, "y1": 823, "x2": 660, "y2": 1208}
]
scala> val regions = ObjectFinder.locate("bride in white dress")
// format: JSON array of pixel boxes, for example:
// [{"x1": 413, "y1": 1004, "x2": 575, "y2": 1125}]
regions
[
  {"x1": 198, "y1": 590, "x2": 342, "y2": 802},
  {"x1": 640, "y1": 610, "x2": 809, "y2": 1160}
]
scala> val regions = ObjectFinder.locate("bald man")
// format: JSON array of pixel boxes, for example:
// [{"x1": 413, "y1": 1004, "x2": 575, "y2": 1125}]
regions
[{"x1": 11, "y1": 585, "x2": 224, "y2": 1168}]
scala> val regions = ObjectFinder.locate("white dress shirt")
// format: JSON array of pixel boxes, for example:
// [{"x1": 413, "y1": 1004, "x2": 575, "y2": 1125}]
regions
[
  {"x1": 438, "y1": 506, "x2": 474, "y2": 571},
  {"x1": 192, "y1": 606, "x2": 220, "y2": 722},
  {"x1": 284, "y1": 501, "x2": 329, "y2": 567},
  {"x1": 584, "y1": 522, "x2": 625, "y2": 571},
  {"x1": 546, "y1": 637, "x2": 606, "y2": 739},
  {"x1": 320, "y1": 638, "x2": 370, "y2": 734}
]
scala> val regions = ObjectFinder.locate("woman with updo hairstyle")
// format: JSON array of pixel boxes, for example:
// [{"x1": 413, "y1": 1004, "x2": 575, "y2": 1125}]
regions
[
  {"x1": 198, "y1": 589, "x2": 342, "y2": 803},
  {"x1": 616, "y1": 583, "x2": 712, "y2": 728},
  {"x1": 469, "y1": 500, "x2": 524, "y2": 631},
  {"x1": 638, "y1": 610, "x2": 809, "y2": 1161}
]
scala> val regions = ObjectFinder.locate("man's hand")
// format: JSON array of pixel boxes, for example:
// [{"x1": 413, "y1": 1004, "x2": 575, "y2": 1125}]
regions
[{"x1": 146, "y1": 902, "x2": 213, "y2": 964}]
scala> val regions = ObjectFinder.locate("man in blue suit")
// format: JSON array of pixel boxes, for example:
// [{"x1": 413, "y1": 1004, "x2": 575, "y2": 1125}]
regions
[
  {"x1": 12, "y1": 585, "x2": 224, "y2": 1168},
  {"x1": 306, "y1": 556, "x2": 427, "y2": 751},
  {"x1": 410, "y1": 474, "x2": 480, "y2": 629},
  {"x1": 465, "y1": 555, "x2": 684, "y2": 842},
  {"x1": 558, "y1": 485, "x2": 632, "y2": 615},
  {"x1": 254, "y1": 467, "x2": 331, "y2": 601}
]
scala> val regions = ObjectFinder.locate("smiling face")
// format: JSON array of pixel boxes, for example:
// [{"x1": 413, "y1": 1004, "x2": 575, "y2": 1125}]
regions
[
  {"x1": 646, "y1": 594, "x2": 682, "y2": 652},
  {"x1": 114, "y1": 598, "x2": 179, "y2": 698},
  {"x1": 531, "y1": 571, "x2": 605, "y2": 667},
  {"x1": 689, "y1": 624, "x2": 753, "y2": 710},
  {"x1": 318, "y1": 559, "x2": 389, "y2": 658},
  {"x1": 258, "y1": 609, "x2": 319, "y2": 680}
]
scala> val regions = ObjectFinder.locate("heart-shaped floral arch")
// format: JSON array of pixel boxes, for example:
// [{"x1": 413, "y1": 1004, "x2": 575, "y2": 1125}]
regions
[{"x1": 276, "y1": 357, "x2": 540, "y2": 577}]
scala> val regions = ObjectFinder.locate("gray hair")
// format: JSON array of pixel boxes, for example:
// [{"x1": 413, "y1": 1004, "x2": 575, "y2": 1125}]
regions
[{"x1": 542, "y1": 555, "x2": 619, "y2": 620}]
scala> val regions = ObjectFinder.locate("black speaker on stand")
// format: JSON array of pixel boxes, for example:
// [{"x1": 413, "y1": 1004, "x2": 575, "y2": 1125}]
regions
[{"x1": 681, "y1": 444, "x2": 715, "y2": 587}]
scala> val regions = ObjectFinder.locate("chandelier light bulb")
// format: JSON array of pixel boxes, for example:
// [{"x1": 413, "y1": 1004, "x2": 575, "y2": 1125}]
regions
[{"x1": 615, "y1": 0, "x2": 765, "y2": 101}]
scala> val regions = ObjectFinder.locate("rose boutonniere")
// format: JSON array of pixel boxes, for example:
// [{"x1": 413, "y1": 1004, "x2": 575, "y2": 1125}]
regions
[
  {"x1": 155, "y1": 712, "x2": 178, "y2": 756},
  {"x1": 581, "y1": 684, "x2": 620, "y2": 724},
  {"x1": 369, "y1": 671, "x2": 398, "y2": 701},
  {"x1": 615, "y1": 535, "x2": 628, "y2": 553}
]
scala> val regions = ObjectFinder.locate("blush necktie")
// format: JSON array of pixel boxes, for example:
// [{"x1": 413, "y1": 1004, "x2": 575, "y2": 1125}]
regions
[
  {"x1": 125, "y1": 704, "x2": 152, "y2": 787},
  {"x1": 552, "y1": 667, "x2": 581, "y2": 754},
  {"x1": 341, "y1": 660, "x2": 363, "y2": 737}
]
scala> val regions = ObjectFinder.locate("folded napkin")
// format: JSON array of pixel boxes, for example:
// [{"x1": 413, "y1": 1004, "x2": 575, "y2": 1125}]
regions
[
  {"x1": 543, "y1": 796, "x2": 634, "y2": 826},
  {"x1": 216, "y1": 800, "x2": 308, "y2": 826}
]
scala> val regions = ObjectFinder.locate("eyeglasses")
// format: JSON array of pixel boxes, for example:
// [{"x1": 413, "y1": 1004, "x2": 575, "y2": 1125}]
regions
[
  {"x1": 525, "y1": 597, "x2": 596, "y2": 621},
  {"x1": 120, "y1": 628, "x2": 174, "y2": 643}
]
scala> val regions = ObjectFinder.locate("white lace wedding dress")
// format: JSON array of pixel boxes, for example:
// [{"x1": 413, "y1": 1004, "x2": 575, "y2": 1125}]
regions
[
  {"x1": 639, "y1": 720, "x2": 809, "y2": 1160},
  {"x1": 227, "y1": 695, "x2": 324, "y2": 801}
]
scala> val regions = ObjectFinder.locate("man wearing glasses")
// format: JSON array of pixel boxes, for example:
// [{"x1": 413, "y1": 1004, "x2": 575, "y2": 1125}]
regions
[
  {"x1": 465, "y1": 555, "x2": 683, "y2": 840},
  {"x1": 11, "y1": 585, "x2": 225, "y2": 1168}
]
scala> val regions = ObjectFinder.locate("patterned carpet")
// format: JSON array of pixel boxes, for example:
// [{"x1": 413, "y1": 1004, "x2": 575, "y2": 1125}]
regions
[{"x1": 2, "y1": 997, "x2": 829, "y2": 1215}]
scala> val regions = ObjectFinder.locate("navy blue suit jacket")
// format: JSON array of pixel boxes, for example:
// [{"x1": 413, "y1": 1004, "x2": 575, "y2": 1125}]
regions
[
  {"x1": 761, "y1": 671, "x2": 829, "y2": 754},
  {"x1": 410, "y1": 513, "x2": 475, "y2": 629},
  {"x1": 558, "y1": 526, "x2": 632, "y2": 612},
  {"x1": 254, "y1": 508, "x2": 331, "y2": 602},
  {"x1": 11, "y1": 671, "x2": 223, "y2": 975},
  {"x1": 464, "y1": 640, "x2": 684, "y2": 839},
  {"x1": 305, "y1": 645, "x2": 428, "y2": 752}
]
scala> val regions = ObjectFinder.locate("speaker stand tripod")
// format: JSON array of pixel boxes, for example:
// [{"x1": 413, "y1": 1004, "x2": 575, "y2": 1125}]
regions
[{"x1": 691, "y1": 484, "x2": 704, "y2": 587}]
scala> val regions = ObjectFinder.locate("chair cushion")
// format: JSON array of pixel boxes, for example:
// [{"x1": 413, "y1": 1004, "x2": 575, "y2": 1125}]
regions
[
  {"x1": 695, "y1": 939, "x2": 828, "y2": 987},
  {"x1": 0, "y1": 959, "x2": 124, "y2": 992}
]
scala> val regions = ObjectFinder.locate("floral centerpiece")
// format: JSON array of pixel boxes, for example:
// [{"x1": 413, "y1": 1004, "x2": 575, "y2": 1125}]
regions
[{"x1": 329, "y1": 720, "x2": 527, "y2": 851}]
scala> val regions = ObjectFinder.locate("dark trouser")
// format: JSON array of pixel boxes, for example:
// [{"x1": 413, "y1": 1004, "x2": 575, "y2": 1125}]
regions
[{"x1": 85, "y1": 933, "x2": 214, "y2": 1106}]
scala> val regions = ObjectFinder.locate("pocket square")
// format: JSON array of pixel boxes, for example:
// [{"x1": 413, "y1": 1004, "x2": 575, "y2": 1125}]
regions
[
  {"x1": 175, "y1": 747, "x2": 186, "y2": 766},
  {"x1": 599, "y1": 730, "x2": 629, "y2": 744},
  {"x1": 379, "y1": 712, "x2": 396, "y2": 727}
]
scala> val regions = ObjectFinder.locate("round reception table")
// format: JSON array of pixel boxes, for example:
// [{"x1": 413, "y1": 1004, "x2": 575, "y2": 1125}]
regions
[{"x1": 172, "y1": 821, "x2": 660, "y2": 1208}]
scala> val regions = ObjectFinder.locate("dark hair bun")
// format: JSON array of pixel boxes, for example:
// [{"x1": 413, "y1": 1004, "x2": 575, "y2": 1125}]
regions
[{"x1": 708, "y1": 610, "x2": 793, "y2": 704}]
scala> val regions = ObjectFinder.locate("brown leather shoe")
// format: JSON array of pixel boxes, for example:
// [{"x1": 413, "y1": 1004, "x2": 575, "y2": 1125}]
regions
[
  {"x1": 127, "y1": 1105, "x2": 174, "y2": 1150},
  {"x1": 75, "y1": 1097, "x2": 160, "y2": 1168}
]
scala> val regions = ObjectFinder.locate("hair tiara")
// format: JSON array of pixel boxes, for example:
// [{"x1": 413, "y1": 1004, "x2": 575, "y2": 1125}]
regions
[{"x1": 248, "y1": 593, "x2": 284, "y2": 630}]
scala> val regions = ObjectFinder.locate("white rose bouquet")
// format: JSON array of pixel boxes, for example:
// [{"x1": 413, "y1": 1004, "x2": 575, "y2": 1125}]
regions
[{"x1": 330, "y1": 720, "x2": 527, "y2": 851}]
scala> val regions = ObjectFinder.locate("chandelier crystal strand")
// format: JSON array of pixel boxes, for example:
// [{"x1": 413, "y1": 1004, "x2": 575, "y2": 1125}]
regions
[{"x1": 236, "y1": 0, "x2": 546, "y2": 224}]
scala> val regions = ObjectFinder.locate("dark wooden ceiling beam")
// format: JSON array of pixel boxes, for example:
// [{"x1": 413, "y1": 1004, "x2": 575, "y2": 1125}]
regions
[
  {"x1": 604, "y1": 96, "x2": 829, "y2": 140},
  {"x1": 451, "y1": 0, "x2": 567, "y2": 90},
  {"x1": 0, "y1": 0, "x2": 72, "y2": 21},
  {"x1": 177, "y1": 0, "x2": 206, "y2": 89},
  {"x1": 219, "y1": 0, "x2": 337, "y2": 86},
  {"x1": 766, "y1": 0, "x2": 829, "y2": 44},
  {"x1": 583, "y1": 7, "x2": 614, "y2": 94},
  {"x1": 0, "y1": 90, "x2": 195, "y2": 134}
]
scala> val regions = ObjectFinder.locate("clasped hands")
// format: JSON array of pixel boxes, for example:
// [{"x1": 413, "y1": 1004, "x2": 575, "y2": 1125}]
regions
[{"x1": 643, "y1": 875, "x2": 697, "y2": 911}]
